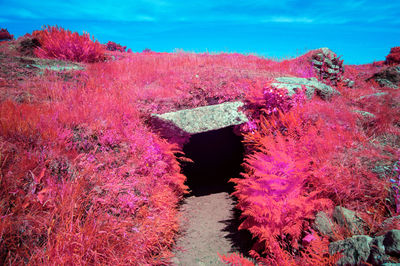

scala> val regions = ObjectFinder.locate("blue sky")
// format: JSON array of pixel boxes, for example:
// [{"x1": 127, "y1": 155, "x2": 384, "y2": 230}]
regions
[{"x1": 1, "y1": 0, "x2": 399, "y2": 64}]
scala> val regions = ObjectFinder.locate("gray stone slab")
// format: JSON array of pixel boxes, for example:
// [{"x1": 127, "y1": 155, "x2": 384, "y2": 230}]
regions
[
  {"x1": 358, "y1": 92, "x2": 389, "y2": 100},
  {"x1": 151, "y1": 101, "x2": 248, "y2": 134},
  {"x1": 32, "y1": 64, "x2": 84, "y2": 71},
  {"x1": 271, "y1": 77, "x2": 340, "y2": 100}
]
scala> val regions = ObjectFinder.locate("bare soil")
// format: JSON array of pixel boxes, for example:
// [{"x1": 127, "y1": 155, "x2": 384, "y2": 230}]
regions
[{"x1": 172, "y1": 192, "x2": 253, "y2": 265}]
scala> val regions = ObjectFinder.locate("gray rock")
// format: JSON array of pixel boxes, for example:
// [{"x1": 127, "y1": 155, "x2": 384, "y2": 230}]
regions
[
  {"x1": 333, "y1": 206, "x2": 368, "y2": 235},
  {"x1": 358, "y1": 92, "x2": 389, "y2": 100},
  {"x1": 379, "y1": 216, "x2": 400, "y2": 230},
  {"x1": 313, "y1": 211, "x2": 336, "y2": 239},
  {"x1": 369, "y1": 235, "x2": 390, "y2": 265},
  {"x1": 329, "y1": 235, "x2": 373, "y2": 265},
  {"x1": 311, "y1": 59, "x2": 323, "y2": 66},
  {"x1": 372, "y1": 163, "x2": 396, "y2": 179},
  {"x1": 31, "y1": 63, "x2": 84, "y2": 71},
  {"x1": 376, "y1": 79, "x2": 399, "y2": 89},
  {"x1": 271, "y1": 77, "x2": 340, "y2": 100},
  {"x1": 320, "y1": 47, "x2": 336, "y2": 60},
  {"x1": 384, "y1": 230, "x2": 400, "y2": 256},
  {"x1": 368, "y1": 65, "x2": 400, "y2": 89},
  {"x1": 352, "y1": 110, "x2": 376, "y2": 118},
  {"x1": 151, "y1": 101, "x2": 248, "y2": 134},
  {"x1": 309, "y1": 48, "x2": 344, "y2": 84},
  {"x1": 326, "y1": 68, "x2": 340, "y2": 74}
]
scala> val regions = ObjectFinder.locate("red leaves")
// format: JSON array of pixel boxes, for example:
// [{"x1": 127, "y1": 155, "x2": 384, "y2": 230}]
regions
[{"x1": 218, "y1": 252, "x2": 255, "y2": 265}]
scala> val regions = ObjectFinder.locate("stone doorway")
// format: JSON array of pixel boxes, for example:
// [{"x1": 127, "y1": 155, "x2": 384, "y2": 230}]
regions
[{"x1": 181, "y1": 126, "x2": 245, "y2": 196}]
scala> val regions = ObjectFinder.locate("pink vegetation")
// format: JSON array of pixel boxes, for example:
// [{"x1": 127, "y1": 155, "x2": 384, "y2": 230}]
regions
[
  {"x1": 1, "y1": 26, "x2": 400, "y2": 265},
  {"x1": 386, "y1": 46, "x2": 400, "y2": 65},
  {"x1": 33, "y1": 26, "x2": 106, "y2": 63}
]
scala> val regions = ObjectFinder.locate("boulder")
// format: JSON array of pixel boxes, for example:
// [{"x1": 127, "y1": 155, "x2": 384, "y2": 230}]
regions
[
  {"x1": 342, "y1": 78, "x2": 355, "y2": 88},
  {"x1": 329, "y1": 235, "x2": 373, "y2": 265},
  {"x1": 271, "y1": 77, "x2": 340, "y2": 100},
  {"x1": 313, "y1": 211, "x2": 336, "y2": 239},
  {"x1": 368, "y1": 235, "x2": 389, "y2": 265},
  {"x1": 329, "y1": 230, "x2": 400, "y2": 265},
  {"x1": 309, "y1": 48, "x2": 345, "y2": 85},
  {"x1": 333, "y1": 206, "x2": 369, "y2": 235}
]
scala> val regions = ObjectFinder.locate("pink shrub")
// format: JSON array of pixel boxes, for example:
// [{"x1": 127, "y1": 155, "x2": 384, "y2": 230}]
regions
[
  {"x1": 0, "y1": 63, "x2": 187, "y2": 264},
  {"x1": 33, "y1": 25, "x2": 106, "y2": 63},
  {"x1": 0, "y1": 28, "x2": 13, "y2": 41},
  {"x1": 232, "y1": 110, "x2": 334, "y2": 263},
  {"x1": 386, "y1": 46, "x2": 400, "y2": 65},
  {"x1": 106, "y1": 41, "x2": 127, "y2": 52},
  {"x1": 233, "y1": 96, "x2": 394, "y2": 263}
]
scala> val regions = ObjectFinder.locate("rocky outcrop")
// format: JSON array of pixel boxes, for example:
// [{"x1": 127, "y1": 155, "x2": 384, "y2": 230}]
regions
[
  {"x1": 313, "y1": 211, "x2": 400, "y2": 265},
  {"x1": 313, "y1": 211, "x2": 336, "y2": 239},
  {"x1": 271, "y1": 76, "x2": 341, "y2": 100},
  {"x1": 367, "y1": 65, "x2": 400, "y2": 89},
  {"x1": 309, "y1": 48, "x2": 345, "y2": 85},
  {"x1": 329, "y1": 235, "x2": 373, "y2": 265},
  {"x1": 313, "y1": 207, "x2": 369, "y2": 240},
  {"x1": 329, "y1": 230, "x2": 400, "y2": 265}
]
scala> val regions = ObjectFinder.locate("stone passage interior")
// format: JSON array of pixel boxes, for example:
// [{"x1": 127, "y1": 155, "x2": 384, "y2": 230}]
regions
[{"x1": 181, "y1": 126, "x2": 245, "y2": 196}]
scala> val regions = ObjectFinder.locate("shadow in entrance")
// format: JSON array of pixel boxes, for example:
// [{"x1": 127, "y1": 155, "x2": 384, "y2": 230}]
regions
[
  {"x1": 181, "y1": 126, "x2": 245, "y2": 197},
  {"x1": 180, "y1": 125, "x2": 255, "y2": 256}
]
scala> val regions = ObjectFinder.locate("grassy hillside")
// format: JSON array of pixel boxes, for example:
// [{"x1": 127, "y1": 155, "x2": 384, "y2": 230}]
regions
[{"x1": 0, "y1": 27, "x2": 399, "y2": 265}]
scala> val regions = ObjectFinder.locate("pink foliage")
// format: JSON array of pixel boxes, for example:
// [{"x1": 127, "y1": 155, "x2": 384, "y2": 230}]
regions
[
  {"x1": 386, "y1": 46, "x2": 400, "y2": 65},
  {"x1": 218, "y1": 252, "x2": 255, "y2": 265},
  {"x1": 1, "y1": 28, "x2": 400, "y2": 265},
  {"x1": 105, "y1": 41, "x2": 127, "y2": 52},
  {"x1": 33, "y1": 25, "x2": 106, "y2": 63},
  {"x1": 0, "y1": 28, "x2": 13, "y2": 41}
]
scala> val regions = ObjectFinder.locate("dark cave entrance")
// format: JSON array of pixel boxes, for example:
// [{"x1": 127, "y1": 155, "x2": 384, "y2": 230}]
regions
[
  {"x1": 181, "y1": 126, "x2": 245, "y2": 197},
  {"x1": 180, "y1": 125, "x2": 254, "y2": 255}
]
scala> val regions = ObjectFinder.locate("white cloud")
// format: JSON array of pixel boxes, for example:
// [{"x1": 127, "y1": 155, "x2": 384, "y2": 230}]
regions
[{"x1": 264, "y1": 16, "x2": 314, "y2": 23}]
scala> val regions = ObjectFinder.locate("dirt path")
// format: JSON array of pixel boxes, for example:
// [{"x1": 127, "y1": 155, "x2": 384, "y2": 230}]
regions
[{"x1": 172, "y1": 192, "x2": 249, "y2": 265}]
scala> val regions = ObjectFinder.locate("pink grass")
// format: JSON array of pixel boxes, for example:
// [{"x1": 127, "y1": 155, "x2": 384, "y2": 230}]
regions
[{"x1": 1, "y1": 28, "x2": 400, "y2": 264}]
